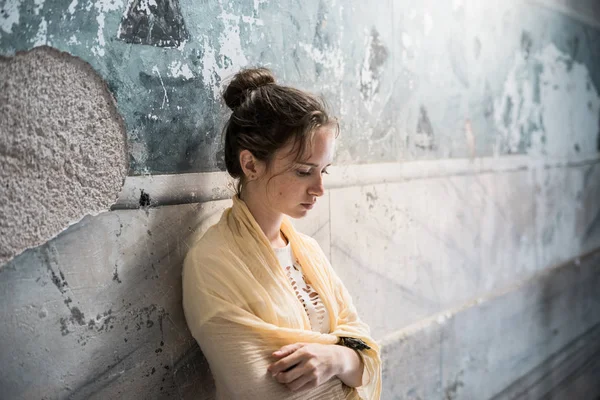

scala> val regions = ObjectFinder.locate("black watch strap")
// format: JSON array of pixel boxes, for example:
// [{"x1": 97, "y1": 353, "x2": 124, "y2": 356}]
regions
[{"x1": 337, "y1": 336, "x2": 371, "y2": 351}]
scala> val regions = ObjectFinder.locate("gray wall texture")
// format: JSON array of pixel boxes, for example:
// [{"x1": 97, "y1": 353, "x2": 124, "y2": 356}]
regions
[{"x1": 1, "y1": 0, "x2": 600, "y2": 399}]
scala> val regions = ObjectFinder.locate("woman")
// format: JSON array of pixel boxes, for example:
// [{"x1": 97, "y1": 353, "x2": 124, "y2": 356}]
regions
[{"x1": 182, "y1": 68, "x2": 381, "y2": 399}]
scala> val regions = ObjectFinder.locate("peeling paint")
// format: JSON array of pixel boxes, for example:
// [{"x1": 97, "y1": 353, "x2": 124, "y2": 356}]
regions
[
  {"x1": 241, "y1": 15, "x2": 264, "y2": 26},
  {"x1": 32, "y1": 18, "x2": 48, "y2": 47},
  {"x1": 67, "y1": 34, "x2": 80, "y2": 45},
  {"x1": 131, "y1": 0, "x2": 156, "y2": 16},
  {"x1": 0, "y1": 0, "x2": 598, "y2": 174},
  {"x1": 359, "y1": 28, "x2": 388, "y2": 113},
  {"x1": 118, "y1": 0, "x2": 188, "y2": 47},
  {"x1": 495, "y1": 43, "x2": 600, "y2": 156},
  {"x1": 0, "y1": 0, "x2": 20, "y2": 34},
  {"x1": 68, "y1": 0, "x2": 79, "y2": 14},
  {"x1": 33, "y1": 0, "x2": 45, "y2": 14},
  {"x1": 253, "y1": 0, "x2": 267, "y2": 13},
  {"x1": 93, "y1": 0, "x2": 123, "y2": 57},
  {"x1": 298, "y1": 41, "x2": 345, "y2": 80},
  {"x1": 168, "y1": 60, "x2": 193, "y2": 80},
  {"x1": 199, "y1": 5, "x2": 249, "y2": 98}
]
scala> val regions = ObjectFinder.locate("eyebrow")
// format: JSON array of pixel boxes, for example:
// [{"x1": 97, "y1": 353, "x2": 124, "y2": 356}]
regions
[{"x1": 298, "y1": 162, "x2": 332, "y2": 167}]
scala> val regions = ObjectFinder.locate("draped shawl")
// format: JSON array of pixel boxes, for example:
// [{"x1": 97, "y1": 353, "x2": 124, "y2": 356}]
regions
[{"x1": 182, "y1": 196, "x2": 381, "y2": 399}]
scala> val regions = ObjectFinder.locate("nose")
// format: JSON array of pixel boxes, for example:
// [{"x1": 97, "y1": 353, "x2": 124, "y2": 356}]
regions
[{"x1": 308, "y1": 174, "x2": 325, "y2": 197}]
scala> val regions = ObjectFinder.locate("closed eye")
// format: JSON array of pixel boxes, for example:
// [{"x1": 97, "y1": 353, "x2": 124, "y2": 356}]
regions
[{"x1": 296, "y1": 169, "x2": 329, "y2": 177}]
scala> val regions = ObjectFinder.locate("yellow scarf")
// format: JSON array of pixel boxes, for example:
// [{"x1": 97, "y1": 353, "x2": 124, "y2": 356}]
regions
[{"x1": 182, "y1": 196, "x2": 381, "y2": 399}]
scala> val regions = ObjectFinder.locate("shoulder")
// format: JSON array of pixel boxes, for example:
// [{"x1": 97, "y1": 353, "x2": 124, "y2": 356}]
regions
[
  {"x1": 183, "y1": 220, "x2": 232, "y2": 279},
  {"x1": 186, "y1": 222, "x2": 222, "y2": 256}
]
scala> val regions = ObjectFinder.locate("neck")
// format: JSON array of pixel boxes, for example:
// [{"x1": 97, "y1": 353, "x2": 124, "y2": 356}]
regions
[{"x1": 240, "y1": 188, "x2": 286, "y2": 248}]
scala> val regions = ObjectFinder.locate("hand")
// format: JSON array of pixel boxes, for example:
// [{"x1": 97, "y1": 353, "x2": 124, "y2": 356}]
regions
[{"x1": 267, "y1": 342, "x2": 341, "y2": 392}]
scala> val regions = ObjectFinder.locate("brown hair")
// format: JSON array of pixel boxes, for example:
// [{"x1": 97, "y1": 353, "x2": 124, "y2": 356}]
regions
[{"x1": 222, "y1": 67, "x2": 338, "y2": 194}]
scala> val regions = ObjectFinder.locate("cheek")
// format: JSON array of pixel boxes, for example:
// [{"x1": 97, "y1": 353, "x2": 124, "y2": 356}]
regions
[
  {"x1": 274, "y1": 178, "x2": 303, "y2": 200},
  {"x1": 267, "y1": 176, "x2": 294, "y2": 200}
]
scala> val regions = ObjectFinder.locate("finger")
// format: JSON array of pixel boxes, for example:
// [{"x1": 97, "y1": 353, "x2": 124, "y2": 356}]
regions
[
  {"x1": 272, "y1": 343, "x2": 304, "y2": 358},
  {"x1": 286, "y1": 371, "x2": 315, "y2": 392},
  {"x1": 268, "y1": 344, "x2": 300, "y2": 374},
  {"x1": 269, "y1": 348, "x2": 307, "y2": 375},
  {"x1": 274, "y1": 360, "x2": 307, "y2": 384}
]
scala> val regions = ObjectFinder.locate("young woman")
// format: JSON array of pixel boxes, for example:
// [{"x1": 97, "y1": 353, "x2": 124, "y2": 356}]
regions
[{"x1": 182, "y1": 68, "x2": 381, "y2": 399}]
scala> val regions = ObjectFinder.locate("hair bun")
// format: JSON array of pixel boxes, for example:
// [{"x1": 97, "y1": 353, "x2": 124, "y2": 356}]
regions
[{"x1": 222, "y1": 67, "x2": 276, "y2": 110}]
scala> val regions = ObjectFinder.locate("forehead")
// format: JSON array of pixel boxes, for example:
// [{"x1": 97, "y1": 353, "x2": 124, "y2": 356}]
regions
[{"x1": 276, "y1": 126, "x2": 336, "y2": 164}]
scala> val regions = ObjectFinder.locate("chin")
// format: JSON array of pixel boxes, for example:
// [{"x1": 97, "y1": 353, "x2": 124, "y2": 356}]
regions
[{"x1": 286, "y1": 207, "x2": 309, "y2": 219}]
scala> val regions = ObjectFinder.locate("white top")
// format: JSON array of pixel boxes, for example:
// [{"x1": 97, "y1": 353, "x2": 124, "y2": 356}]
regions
[{"x1": 272, "y1": 242, "x2": 331, "y2": 334}]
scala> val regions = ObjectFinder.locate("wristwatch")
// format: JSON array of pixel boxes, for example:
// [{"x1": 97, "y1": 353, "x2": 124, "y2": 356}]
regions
[{"x1": 337, "y1": 336, "x2": 371, "y2": 351}]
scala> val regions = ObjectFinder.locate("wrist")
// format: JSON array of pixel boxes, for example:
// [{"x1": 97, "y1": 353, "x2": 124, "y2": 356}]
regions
[{"x1": 333, "y1": 344, "x2": 356, "y2": 377}]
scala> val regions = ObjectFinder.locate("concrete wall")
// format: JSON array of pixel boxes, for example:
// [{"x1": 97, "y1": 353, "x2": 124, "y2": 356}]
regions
[{"x1": 1, "y1": 0, "x2": 600, "y2": 399}]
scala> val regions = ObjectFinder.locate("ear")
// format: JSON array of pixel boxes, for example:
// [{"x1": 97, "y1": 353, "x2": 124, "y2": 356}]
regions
[{"x1": 239, "y1": 149, "x2": 265, "y2": 180}]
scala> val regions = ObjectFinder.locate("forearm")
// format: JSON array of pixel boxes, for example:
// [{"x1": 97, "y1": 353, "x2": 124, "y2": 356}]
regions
[{"x1": 333, "y1": 345, "x2": 365, "y2": 388}]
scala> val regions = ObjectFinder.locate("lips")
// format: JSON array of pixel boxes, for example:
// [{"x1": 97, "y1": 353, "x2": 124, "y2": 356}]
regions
[{"x1": 301, "y1": 203, "x2": 314, "y2": 210}]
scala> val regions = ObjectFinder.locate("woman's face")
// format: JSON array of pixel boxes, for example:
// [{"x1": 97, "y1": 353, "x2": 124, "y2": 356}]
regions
[{"x1": 261, "y1": 125, "x2": 336, "y2": 219}]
